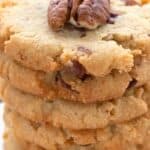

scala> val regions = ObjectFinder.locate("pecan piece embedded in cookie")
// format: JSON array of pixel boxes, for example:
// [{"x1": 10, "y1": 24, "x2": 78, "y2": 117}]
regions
[
  {"x1": 48, "y1": 0, "x2": 111, "y2": 31},
  {"x1": 122, "y1": 0, "x2": 140, "y2": 5}
]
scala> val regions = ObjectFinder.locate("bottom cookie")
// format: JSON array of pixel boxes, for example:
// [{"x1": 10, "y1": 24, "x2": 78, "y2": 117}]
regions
[
  {"x1": 4, "y1": 131, "x2": 43, "y2": 150},
  {"x1": 4, "y1": 128, "x2": 150, "y2": 150},
  {"x1": 4, "y1": 108, "x2": 150, "y2": 150}
]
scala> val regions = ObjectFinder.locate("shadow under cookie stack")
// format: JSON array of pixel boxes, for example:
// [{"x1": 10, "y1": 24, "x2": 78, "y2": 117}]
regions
[{"x1": 0, "y1": 0, "x2": 150, "y2": 150}]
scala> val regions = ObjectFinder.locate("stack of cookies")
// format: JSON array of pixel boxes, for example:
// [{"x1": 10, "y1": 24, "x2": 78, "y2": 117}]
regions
[{"x1": 0, "y1": 0, "x2": 150, "y2": 149}]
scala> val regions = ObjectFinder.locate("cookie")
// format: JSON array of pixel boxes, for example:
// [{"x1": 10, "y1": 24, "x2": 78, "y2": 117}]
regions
[
  {"x1": 0, "y1": 78, "x2": 147, "y2": 130},
  {"x1": 100, "y1": 2, "x2": 150, "y2": 59},
  {"x1": 1, "y1": 0, "x2": 150, "y2": 74},
  {"x1": 0, "y1": 52, "x2": 132, "y2": 103},
  {"x1": 0, "y1": 0, "x2": 137, "y2": 75},
  {"x1": 4, "y1": 130, "x2": 43, "y2": 150},
  {"x1": 130, "y1": 57, "x2": 150, "y2": 87},
  {"x1": 1, "y1": 51, "x2": 149, "y2": 103},
  {"x1": 4, "y1": 129, "x2": 150, "y2": 150},
  {"x1": 5, "y1": 108, "x2": 150, "y2": 150}
]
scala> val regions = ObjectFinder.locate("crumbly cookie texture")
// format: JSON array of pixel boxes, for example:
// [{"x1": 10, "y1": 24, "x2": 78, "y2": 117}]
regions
[
  {"x1": 0, "y1": 52, "x2": 131, "y2": 103},
  {"x1": 5, "y1": 108, "x2": 150, "y2": 150},
  {"x1": 4, "y1": 131, "x2": 43, "y2": 150},
  {"x1": 1, "y1": 51, "x2": 149, "y2": 102},
  {"x1": 4, "y1": 128, "x2": 150, "y2": 150},
  {"x1": 100, "y1": 2, "x2": 150, "y2": 59},
  {"x1": 0, "y1": 0, "x2": 137, "y2": 75},
  {"x1": 130, "y1": 58, "x2": 150, "y2": 86},
  {"x1": 0, "y1": 78, "x2": 147, "y2": 130}
]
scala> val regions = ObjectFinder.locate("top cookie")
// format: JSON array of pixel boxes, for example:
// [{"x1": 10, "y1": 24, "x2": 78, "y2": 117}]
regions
[
  {"x1": 0, "y1": 1, "x2": 150, "y2": 77},
  {"x1": 1, "y1": 0, "x2": 147, "y2": 76}
]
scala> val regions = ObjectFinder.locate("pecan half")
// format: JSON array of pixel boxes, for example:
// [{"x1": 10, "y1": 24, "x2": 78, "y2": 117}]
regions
[
  {"x1": 48, "y1": 0, "x2": 111, "y2": 31},
  {"x1": 48, "y1": 0, "x2": 69, "y2": 31}
]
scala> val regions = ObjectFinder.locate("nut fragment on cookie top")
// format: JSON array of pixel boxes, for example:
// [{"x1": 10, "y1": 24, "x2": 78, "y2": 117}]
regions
[
  {"x1": 122, "y1": 0, "x2": 140, "y2": 5},
  {"x1": 115, "y1": 0, "x2": 150, "y2": 5},
  {"x1": 140, "y1": 0, "x2": 150, "y2": 4},
  {"x1": 0, "y1": 0, "x2": 150, "y2": 76}
]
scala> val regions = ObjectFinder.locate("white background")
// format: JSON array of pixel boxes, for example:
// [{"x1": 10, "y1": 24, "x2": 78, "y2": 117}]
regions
[
  {"x1": 0, "y1": 1, "x2": 4, "y2": 150},
  {"x1": 0, "y1": 0, "x2": 4, "y2": 145},
  {"x1": 0, "y1": 103, "x2": 4, "y2": 150}
]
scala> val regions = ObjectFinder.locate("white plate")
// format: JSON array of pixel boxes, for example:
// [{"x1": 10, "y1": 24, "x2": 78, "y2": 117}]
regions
[{"x1": 0, "y1": 104, "x2": 4, "y2": 150}]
